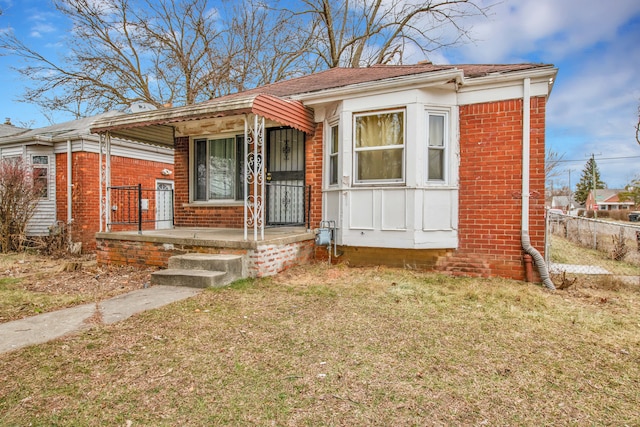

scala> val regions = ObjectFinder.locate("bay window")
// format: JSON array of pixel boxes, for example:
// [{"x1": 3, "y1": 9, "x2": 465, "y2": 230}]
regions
[
  {"x1": 329, "y1": 124, "x2": 339, "y2": 185},
  {"x1": 427, "y1": 112, "x2": 447, "y2": 182},
  {"x1": 354, "y1": 109, "x2": 405, "y2": 184}
]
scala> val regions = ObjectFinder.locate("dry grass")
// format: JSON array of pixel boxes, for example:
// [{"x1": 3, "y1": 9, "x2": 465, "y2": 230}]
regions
[
  {"x1": 0, "y1": 253, "x2": 153, "y2": 323},
  {"x1": 550, "y1": 234, "x2": 640, "y2": 277},
  {"x1": 1, "y1": 263, "x2": 639, "y2": 426}
]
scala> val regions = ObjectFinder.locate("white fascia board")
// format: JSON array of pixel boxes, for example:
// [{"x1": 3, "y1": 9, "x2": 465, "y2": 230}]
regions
[
  {"x1": 294, "y1": 70, "x2": 463, "y2": 106},
  {"x1": 52, "y1": 137, "x2": 174, "y2": 162},
  {"x1": 90, "y1": 94, "x2": 257, "y2": 132},
  {"x1": 0, "y1": 135, "x2": 55, "y2": 146},
  {"x1": 457, "y1": 67, "x2": 558, "y2": 105}
]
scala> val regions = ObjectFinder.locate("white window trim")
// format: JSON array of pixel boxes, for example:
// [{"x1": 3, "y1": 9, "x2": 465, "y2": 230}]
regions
[
  {"x1": 327, "y1": 120, "x2": 340, "y2": 187},
  {"x1": 352, "y1": 108, "x2": 406, "y2": 186},
  {"x1": 31, "y1": 154, "x2": 50, "y2": 200},
  {"x1": 425, "y1": 109, "x2": 450, "y2": 186},
  {"x1": 189, "y1": 134, "x2": 243, "y2": 204}
]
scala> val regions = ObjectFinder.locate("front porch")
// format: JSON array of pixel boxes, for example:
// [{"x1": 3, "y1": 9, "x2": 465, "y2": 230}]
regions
[{"x1": 96, "y1": 227, "x2": 317, "y2": 278}]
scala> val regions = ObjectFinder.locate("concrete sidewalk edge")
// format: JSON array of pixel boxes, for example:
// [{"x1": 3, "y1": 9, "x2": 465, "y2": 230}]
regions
[{"x1": 0, "y1": 286, "x2": 202, "y2": 354}]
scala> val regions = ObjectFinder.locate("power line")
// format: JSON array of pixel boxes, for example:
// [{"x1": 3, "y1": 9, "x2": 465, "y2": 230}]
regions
[{"x1": 556, "y1": 155, "x2": 640, "y2": 163}]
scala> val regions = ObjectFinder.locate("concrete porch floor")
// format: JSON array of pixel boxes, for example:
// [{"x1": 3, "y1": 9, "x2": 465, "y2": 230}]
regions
[{"x1": 96, "y1": 226, "x2": 315, "y2": 250}]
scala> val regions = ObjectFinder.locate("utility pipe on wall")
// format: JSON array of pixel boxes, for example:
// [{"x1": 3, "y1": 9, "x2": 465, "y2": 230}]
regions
[
  {"x1": 67, "y1": 139, "x2": 73, "y2": 226},
  {"x1": 521, "y1": 78, "x2": 555, "y2": 290}
]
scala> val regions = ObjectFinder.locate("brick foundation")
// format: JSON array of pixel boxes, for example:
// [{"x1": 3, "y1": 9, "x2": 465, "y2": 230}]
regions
[{"x1": 96, "y1": 236, "x2": 315, "y2": 278}]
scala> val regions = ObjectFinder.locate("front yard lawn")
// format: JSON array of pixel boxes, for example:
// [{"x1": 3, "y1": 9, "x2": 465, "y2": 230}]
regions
[{"x1": 1, "y1": 263, "x2": 638, "y2": 425}]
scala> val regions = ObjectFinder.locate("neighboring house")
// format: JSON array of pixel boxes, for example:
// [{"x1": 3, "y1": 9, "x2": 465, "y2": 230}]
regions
[
  {"x1": 550, "y1": 195, "x2": 581, "y2": 214},
  {"x1": 586, "y1": 189, "x2": 635, "y2": 211},
  {"x1": 0, "y1": 112, "x2": 174, "y2": 251},
  {"x1": 91, "y1": 62, "x2": 557, "y2": 281}
]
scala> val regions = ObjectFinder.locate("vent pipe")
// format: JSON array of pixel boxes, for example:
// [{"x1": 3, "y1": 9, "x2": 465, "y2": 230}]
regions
[{"x1": 521, "y1": 78, "x2": 555, "y2": 290}]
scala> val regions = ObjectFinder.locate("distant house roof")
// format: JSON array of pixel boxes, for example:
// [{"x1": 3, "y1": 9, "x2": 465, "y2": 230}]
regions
[
  {"x1": 0, "y1": 123, "x2": 29, "y2": 138},
  {"x1": 551, "y1": 195, "x2": 579, "y2": 209},
  {"x1": 592, "y1": 189, "x2": 634, "y2": 205},
  {"x1": 0, "y1": 111, "x2": 123, "y2": 146}
]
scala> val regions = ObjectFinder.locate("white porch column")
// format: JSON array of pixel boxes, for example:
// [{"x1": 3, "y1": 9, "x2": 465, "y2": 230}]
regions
[
  {"x1": 244, "y1": 114, "x2": 265, "y2": 241},
  {"x1": 98, "y1": 132, "x2": 112, "y2": 232}
]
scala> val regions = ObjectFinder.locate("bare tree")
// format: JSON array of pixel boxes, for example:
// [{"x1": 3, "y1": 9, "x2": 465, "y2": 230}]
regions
[
  {"x1": 294, "y1": 0, "x2": 489, "y2": 68},
  {"x1": 216, "y1": 0, "x2": 320, "y2": 95},
  {"x1": 0, "y1": 0, "x2": 490, "y2": 118},
  {"x1": 545, "y1": 149, "x2": 565, "y2": 184},
  {"x1": 0, "y1": 0, "x2": 231, "y2": 117}
]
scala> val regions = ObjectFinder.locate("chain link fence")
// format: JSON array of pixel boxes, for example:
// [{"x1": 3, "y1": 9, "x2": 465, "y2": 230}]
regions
[{"x1": 546, "y1": 212, "x2": 640, "y2": 285}]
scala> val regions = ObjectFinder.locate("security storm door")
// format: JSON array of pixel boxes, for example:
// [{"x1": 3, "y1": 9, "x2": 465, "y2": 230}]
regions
[
  {"x1": 266, "y1": 128, "x2": 305, "y2": 225},
  {"x1": 155, "y1": 180, "x2": 174, "y2": 230}
]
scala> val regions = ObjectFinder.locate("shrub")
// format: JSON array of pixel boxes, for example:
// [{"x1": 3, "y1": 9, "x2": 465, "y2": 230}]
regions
[{"x1": 0, "y1": 158, "x2": 44, "y2": 252}]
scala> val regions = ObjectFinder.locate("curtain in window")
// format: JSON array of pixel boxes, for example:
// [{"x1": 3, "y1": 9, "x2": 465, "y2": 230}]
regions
[
  {"x1": 428, "y1": 115, "x2": 445, "y2": 180},
  {"x1": 209, "y1": 138, "x2": 235, "y2": 199},
  {"x1": 355, "y1": 111, "x2": 404, "y2": 181},
  {"x1": 195, "y1": 140, "x2": 207, "y2": 200}
]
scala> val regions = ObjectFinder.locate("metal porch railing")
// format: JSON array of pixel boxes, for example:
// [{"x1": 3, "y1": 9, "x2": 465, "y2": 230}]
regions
[{"x1": 107, "y1": 184, "x2": 174, "y2": 233}]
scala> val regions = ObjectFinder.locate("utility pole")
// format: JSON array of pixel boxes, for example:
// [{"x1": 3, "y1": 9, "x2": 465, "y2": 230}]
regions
[
  {"x1": 592, "y1": 153, "x2": 596, "y2": 218},
  {"x1": 589, "y1": 153, "x2": 602, "y2": 217}
]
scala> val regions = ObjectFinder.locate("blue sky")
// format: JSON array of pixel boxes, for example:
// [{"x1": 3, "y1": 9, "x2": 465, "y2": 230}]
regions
[{"x1": 1, "y1": 0, "x2": 639, "y2": 188}]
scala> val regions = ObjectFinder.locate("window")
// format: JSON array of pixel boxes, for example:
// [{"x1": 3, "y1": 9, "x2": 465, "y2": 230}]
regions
[
  {"x1": 193, "y1": 136, "x2": 244, "y2": 201},
  {"x1": 329, "y1": 124, "x2": 339, "y2": 185},
  {"x1": 32, "y1": 155, "x2": 49, "y2": 198},
  {"x1": 427, "y1": 112, "x2": 447, "y2": 181},
  {"x1": 354, "y1": 109, "x2": 404, "y2": 183}
]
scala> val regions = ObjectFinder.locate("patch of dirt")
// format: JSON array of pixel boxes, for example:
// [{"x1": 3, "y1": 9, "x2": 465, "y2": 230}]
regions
[{"x1": 1, "y1": 253, "x2": 154, "y2": 322}]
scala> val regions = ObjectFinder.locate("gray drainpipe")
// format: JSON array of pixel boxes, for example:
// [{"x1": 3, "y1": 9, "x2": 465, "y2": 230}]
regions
[{"x1": 521, "y1": 78, "x2": 555, "y2": 290}]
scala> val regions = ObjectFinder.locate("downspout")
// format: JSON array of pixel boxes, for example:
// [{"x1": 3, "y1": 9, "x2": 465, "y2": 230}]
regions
[
  {"x1": 67, "y1": 139, "x2": 73, "y2": 230},
  {"x1": 521, "y1": 78, "x2": 555, "y2": 290}
]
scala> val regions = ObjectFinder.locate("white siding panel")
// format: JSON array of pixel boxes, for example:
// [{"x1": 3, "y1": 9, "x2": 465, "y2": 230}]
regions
[
  {"x1": 349, "y1": 190, "x2": 374, "y2": 229},
  {"x1": 26, "y1": 148, "x2": 57, "y2": 236},
  {"x1": 423, "y1": 189, "x2": 453, "y2": 231},
  {"x1": 324, "y1": 190, "x2": 340, "y2": 223},
  {"x1": 381, "y1": 189, "x2": 407, "y2": 230}
]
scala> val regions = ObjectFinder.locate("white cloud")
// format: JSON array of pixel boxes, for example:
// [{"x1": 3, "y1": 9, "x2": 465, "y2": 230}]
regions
[
  {"x1": 433, "y1": 0, "x2": 640, "y2": 187},
  {"x1": 29, "y1": 23, "x2": 56, "y2": 38},
  {"x1": 456, "y1": 0, "x2": 640, "y2": 63}
]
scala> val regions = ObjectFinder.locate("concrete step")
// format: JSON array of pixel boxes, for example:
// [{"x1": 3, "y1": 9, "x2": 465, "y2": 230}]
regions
[
  {"x1": 168, "y1": 253, "x2": 243, "y2": 277},
  {"x1": 151, "y1": 253, "x2": 245, "y2": 288},
  {"x1": 151, "y1": 269, "x2": 228, "y2": 288}
]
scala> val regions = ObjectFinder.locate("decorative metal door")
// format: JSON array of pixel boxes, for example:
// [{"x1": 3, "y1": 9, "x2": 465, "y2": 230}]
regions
[
  {"x1": 266, "y1": 128, "x2": 305, "y2": 225},
  {"x1": 155, "y1": 180, "x2": 174, "y2": 229}
]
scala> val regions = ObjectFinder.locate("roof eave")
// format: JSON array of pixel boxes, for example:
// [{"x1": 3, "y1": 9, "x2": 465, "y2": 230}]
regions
[
  {"x1": 292, "y1": 69, "x2": 464, "y2": 105},
  {"x1": 90, "y1": 93, "x2": 316, "y2": 146},
  {"x1": 459, "y1": 66, "x2": 558, "y2": 93}
]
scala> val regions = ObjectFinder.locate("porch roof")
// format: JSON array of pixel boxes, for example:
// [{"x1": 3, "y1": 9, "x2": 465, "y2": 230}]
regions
[{"x1": 90, "y1": 93, "x2": 315, "y2": 147}]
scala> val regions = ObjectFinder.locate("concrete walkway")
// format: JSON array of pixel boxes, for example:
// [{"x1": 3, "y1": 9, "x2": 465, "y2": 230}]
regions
[{"x1": 0, "y1": 286, "x2": 201, "y2": 354}]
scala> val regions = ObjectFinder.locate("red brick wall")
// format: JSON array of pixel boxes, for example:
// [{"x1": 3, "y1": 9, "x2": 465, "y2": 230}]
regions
[
  {"x1": 448, "y1": 97, "x2": 547, "y2": 280},
  {"x1": 172, "y1": 136, "x2": 246, "y2": 227},
  {"x1": 55, "y1": 151, "x2": 173, "y2": 252},
  {"x1": 305, "y1": 123, "x2": 323, "y2": 227},
  {"x1": 173, "y1": 125, "x2": 325, "y2": 229}
]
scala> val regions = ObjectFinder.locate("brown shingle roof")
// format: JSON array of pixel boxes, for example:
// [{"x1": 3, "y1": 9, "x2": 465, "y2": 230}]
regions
[{"x1": 211, "y1": 63, "x2": 553, "y2": 102}]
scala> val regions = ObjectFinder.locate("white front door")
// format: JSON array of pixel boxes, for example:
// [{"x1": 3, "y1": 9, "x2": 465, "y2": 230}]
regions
[{"x1": 156, "y1": 179, "x2": 174, "y2": 229}]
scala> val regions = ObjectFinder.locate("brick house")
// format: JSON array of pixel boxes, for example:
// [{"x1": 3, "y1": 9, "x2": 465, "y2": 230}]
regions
[
  {"x1": 91, "y1": 63, "x2": 557, "y2": 284},
  {"x1": 0, "y1": 112, "x2": 174, "y2": 251},
  {"x1": 586, "y1": 189, "x2": 634, "y2": 211}
]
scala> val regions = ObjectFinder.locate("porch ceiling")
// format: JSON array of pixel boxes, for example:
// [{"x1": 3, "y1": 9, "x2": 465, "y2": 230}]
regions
[{"x1": 90, "y1": 93, "x2": 316, "y2": 147}]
